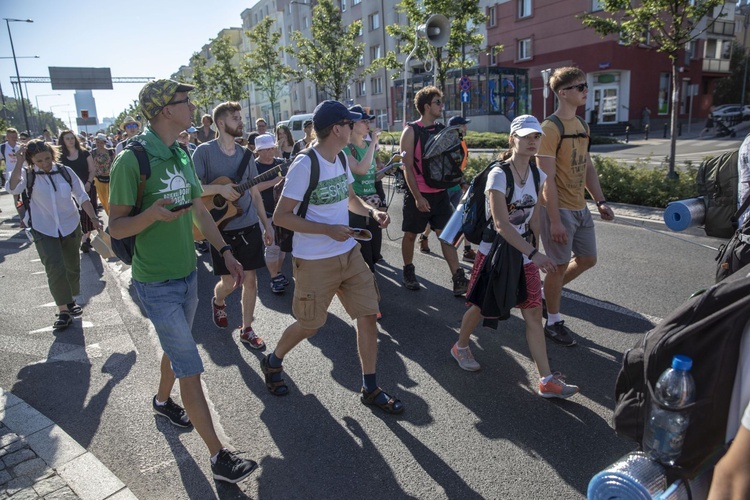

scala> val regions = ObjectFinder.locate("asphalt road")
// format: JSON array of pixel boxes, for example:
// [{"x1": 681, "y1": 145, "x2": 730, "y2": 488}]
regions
[{"x1": 0, "y1": 174, "x2": 727, "y2": 499}]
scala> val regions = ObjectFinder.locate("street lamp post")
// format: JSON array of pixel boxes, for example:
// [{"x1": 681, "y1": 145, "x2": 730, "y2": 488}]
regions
[
  {"x1": 35, "y1": 94, "x2": 60, "y2": 136},
  {"x1": 4, "y1": 18, "x2": 34, "y2": 135}
]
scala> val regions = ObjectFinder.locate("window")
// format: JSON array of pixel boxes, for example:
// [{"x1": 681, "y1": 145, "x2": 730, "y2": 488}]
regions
[
  {"x1": 357, "y1": 81, "x2": 366, "y2": 97},
  {"x1": 307, "y1": 86, "x2": 312, "y2": 98},
  {"x1": 358, "y1": 21, "x2": 363, "y2": 36},
  {"x1": 369, "y1": 12, "x2": 380, "y2": 30},
  {"x1": 371, "y1": 77, "x2": 383, "y2": 95},
  {"x1": 489, "y1": 46, "x2": 497, "y2": 66},
  {"x1": 353, "y1": 0, "x2": 361, "y2": 4},
  {"x1": 591, "y1": 0, "x2": 603, "y2": 11},
  {"x1": 303, "y1": 16, "x2": 309, "y2": 29},
  {"x1": 487, "y1": 7, "x2": 496, "y2": 27},
  {"x1": 346, "y1": 86, "x2": 352, "y2": 100},
  {"x1": 358, "y1": 54, "x2": 364, "y2": 67},
  {"x1": 370, "y1": 45, "x2": 381, "y2": 61},
  {"x1": 341, "y1": 0, "x2": 346, "y2": 12},
  {"x1": 518, "y1": 0, "x2": 532, "y2": 19},
  {"x1": 518, "y1": 38, "x2": 532, "y2": 61}
]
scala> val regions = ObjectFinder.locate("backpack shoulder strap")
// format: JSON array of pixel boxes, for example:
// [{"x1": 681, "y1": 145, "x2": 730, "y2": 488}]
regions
[
  {"x1": 530, "y1": 162, "x2": 541, "y2": 193},
  {"x1": 125, "y1": 141, "x2": 151, "y2": 211},
  {"x1": 545, "y1": 114, "x2": 591, "y2": 154},
  {"x1": 58, "y1": 165, "x2": 74, "y2": 188},
  {"x1": 499, "y1": 161, "x2": 515, "y2": 206},
  {"x1": 298, "y1": 148, "x2": 321, "y2": 220},
  {"x1": 1, "y1": 144, "x2": 5, "y2": 158}
]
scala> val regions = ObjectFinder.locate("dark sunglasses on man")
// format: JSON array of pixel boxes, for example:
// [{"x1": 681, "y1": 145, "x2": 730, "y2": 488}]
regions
[{"x1": 561, "y1": 83, "x2": 588, "y2": 92}]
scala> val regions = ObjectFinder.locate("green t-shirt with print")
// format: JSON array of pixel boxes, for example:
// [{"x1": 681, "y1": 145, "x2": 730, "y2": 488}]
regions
[
  {"x1": 109, "y1": 127, "x2": 203, "y2": 283},
  {"x1": 348, "y1": 142, "x2": 376, "y2": 196}
]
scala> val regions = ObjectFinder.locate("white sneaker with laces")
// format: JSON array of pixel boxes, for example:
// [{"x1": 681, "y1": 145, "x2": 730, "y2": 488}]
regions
[{"x1": 451, "y1": 343, "x2": 481, "y2": 371}]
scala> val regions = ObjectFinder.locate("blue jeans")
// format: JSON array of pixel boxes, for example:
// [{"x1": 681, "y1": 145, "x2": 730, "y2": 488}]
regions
[{"x1": 133, "y1": 270, "x2": 203, "y2": 378}]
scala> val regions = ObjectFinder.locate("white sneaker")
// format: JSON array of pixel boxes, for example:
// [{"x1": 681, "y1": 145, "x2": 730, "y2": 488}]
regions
[{"x1": 451, "y1": 343, "x2": 480, "y2": 371}]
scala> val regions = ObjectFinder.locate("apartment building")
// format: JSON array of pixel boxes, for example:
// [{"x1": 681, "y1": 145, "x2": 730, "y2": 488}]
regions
[{"x1": 485, "y1": 0, "x2": 737, "y2": 132}]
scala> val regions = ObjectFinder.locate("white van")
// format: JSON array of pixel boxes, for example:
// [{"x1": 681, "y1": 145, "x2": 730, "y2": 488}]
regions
[{"x1": 287, "y1": 113, "x2": 314, "y2": 141}]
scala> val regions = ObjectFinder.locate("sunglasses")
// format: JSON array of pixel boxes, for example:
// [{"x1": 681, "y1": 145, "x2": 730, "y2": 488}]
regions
[
  {"x1": 431, "y1": 99, "x2": 443, "y2": 106},
  {"x1": 561, "y1": 83, "x2": 588, "y2": 92},
  {"x1": 337, "y1": 121, "x2": 355, "y2": 130},
  {"x1": 124, "y1": 123, "x2": 139, "y2": 129},
  {"x1": 167, "y1": 96, "x2": 191, "y2": 106}
]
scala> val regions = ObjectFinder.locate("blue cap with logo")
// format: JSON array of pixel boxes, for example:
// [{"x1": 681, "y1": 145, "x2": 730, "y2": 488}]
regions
[{"x1": 313, "y1": 100, "x2": 362, "y2": 132}]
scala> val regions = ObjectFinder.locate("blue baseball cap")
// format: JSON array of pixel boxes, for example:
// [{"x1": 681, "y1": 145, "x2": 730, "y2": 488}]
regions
[
  {"x1": 348, "y1": 105, "x2": 375, "y2": 120},
  {"x1": 313, "y1": 100, "x2": 362, "y2": 132},
  {"x1": 448, "y1": 115, "x2": 471, "y2": 126}
]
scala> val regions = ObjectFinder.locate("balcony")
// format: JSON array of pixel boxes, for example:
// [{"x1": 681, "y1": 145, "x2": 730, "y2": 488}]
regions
[
  {"x1": 703, "y1": 58, "x2": 731, "y2": 73},
  {"x1": 707, "y1": 19, "x2": 735, "y2": 37}
]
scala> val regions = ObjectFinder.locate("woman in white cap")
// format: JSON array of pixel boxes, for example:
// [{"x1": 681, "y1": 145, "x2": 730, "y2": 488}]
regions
[
  {"x1": 92, "y1": 133, "x2": 115, "y2": 215},
  {"x1": 451, "y1": 114, "x2": 580, "y2": 400}
]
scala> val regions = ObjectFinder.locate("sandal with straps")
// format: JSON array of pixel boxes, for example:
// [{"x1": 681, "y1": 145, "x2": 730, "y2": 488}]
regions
[
  {"x1": 53, "y1": 311, "x2": 73, "y2": 330},
  {"x1": 67, "y1": 302, "x2": 83, "y2": 317},
  {"x1": 260, "y1": 355, "x2": 289, "y2": 396},
  {"x1": 360, "y1": 387, "x2": 405, "y2": 415}
]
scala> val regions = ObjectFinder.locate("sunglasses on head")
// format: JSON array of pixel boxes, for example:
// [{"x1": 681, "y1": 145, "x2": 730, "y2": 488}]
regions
[{"x1": 561, "y1": 83, "x2": 588, "y2": 92}]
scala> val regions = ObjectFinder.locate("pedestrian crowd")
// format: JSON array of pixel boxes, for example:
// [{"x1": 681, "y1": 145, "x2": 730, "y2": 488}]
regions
[{"x1": 2, "y1": 67, "x2": 747, "y2": 497}]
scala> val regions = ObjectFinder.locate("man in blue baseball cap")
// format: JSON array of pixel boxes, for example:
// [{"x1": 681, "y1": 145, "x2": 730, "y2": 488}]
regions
[{"x1": 263, "y1": 100, "x2": 404, "y2": 415}]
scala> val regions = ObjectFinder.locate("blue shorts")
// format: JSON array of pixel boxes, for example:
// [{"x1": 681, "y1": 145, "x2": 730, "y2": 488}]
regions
[{"x1": 133, "y1": 270, "x2": 203, "y2": 378}]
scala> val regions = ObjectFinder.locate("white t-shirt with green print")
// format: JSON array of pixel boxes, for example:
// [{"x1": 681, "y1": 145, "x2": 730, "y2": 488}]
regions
[{"x1": 280, "y1": 148, "x2": 356, "y2": 260}]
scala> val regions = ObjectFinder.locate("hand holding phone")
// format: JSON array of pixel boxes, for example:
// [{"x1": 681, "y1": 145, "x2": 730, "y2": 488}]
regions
[{"x1": 170, "y1": 202, "x2": 193, "y2": 212}]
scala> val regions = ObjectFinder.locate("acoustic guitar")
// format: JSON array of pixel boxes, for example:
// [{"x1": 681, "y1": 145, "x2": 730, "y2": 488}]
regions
[{"x1": 193, "y1": 160, "x2": 290, "y2": 241}]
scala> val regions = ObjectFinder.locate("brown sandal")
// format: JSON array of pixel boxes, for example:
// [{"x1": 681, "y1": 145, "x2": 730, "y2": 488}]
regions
[
  {"x1": 360, "y1": 387, "x2": 404, "y2": 414},
  {"x1": 260, "y1": 355, "x2": 289, "y2": 396}
]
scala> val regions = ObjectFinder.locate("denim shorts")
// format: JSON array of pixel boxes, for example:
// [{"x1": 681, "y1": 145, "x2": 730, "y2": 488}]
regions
[{"x1": 133, "y1": 270, "x2": 203, "y2": 378}]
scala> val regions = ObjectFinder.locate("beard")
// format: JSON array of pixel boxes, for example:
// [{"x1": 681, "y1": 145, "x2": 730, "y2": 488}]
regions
[{"x1": 223, "y1": 124, "x2": 243, "y2": 138}]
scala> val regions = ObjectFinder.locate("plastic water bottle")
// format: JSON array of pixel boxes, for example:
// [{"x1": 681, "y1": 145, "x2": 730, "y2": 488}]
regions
[{"x1": 642, "y1": 355, "x2": 696, "y2": 465}]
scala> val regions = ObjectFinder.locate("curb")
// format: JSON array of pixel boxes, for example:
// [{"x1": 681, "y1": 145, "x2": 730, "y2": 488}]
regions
[{"x1": 1, "y1": 388, "x2": 137, "y2": 500}]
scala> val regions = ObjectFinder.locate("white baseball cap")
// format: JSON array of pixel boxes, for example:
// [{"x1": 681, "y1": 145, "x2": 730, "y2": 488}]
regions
[{"x1": 510, "y1": 115, "x2": 544, "y2": 137}]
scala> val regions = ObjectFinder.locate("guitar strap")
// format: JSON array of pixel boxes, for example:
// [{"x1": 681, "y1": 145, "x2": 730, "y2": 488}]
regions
[{"x1": 234, "y1": 148, "x2": 253, "y2": 183}]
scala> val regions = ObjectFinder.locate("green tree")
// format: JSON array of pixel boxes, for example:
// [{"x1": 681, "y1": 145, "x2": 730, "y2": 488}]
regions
[
  {"x1": 0, "y1": 96, "x2": 65, "y2": 135},
  {"x1": 713, "y1": 41, "x2": 750, "y2": 105},
  {"x1": 382, "y1": 0, "x2": 487, "y2": 94},
  {"x1": 243, "y1": 16, "x2": 295, "y2": 124},
  {"x1": 206, "y1": 35, "x2": 248, "y2": 103},
  {"x1": 288, "y1": 0, "x2": 369, "y2": 101},
  {"x1": 188, "y1": 53, "x2": 213, "y2": 118},
  {"x1": 580, "y1": 0, "x2": 726, "y2": 179}
]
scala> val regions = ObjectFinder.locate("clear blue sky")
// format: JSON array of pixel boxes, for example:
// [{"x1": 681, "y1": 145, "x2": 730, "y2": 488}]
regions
[{"x1": 1, "y1": 0, "x2": 255, "y2": 128}]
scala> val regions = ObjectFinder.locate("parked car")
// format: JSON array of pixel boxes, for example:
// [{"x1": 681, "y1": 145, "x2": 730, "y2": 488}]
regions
[{"x1": 712, "y1": 105, "x2": 743, "y2": 120}]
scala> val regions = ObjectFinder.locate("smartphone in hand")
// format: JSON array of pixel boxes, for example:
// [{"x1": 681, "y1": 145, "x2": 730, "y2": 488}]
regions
[{"x1": 170, "y1": 202, "x2": 193, "y2": 212}]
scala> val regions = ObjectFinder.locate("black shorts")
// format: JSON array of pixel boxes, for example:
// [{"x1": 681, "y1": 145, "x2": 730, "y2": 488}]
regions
[
  {"x1": 401, "y1": 189, "x2": 454, "y2": 234},
  {"x1": 210, "y1": 223, "x2": 266, "y2": 276}
]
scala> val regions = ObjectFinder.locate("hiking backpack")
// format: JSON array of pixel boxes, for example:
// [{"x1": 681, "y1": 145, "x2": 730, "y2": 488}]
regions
[
  {"x1": 696, "y1": 150, "x2": 740, "y2": 238},
  {"x1": 542, "y1": 114, "x2": 591, "y2": 155},
  {"x1": 107, "y1": 142, "x2": 151, "y2": 265},
  {"x1": 410, "y1": 122, "x2": 465, "y2": 189},
  {"x1": 22, "y1": 165, "x2": 75, "y2": 229},
  {"x1": 460, "y1": 160, "x2": 541, "y2": 245},
  {"x1": 715, "y1": 194, "x2": 750, "y2": 283},
  {"x1": 612, "y1": 269, "x2": 750, "y2": 477}
]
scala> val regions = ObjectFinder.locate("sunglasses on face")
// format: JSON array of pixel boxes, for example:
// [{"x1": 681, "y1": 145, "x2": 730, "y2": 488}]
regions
[
  {"x1": 337, "y1": 121, "x2": 355, "y2": 130},
  {"x1": 167, "y1": 96, "x2": 191, "y2": 106},
  {"x1": 431, "y1": 99, "x2": 443, "y2": 106},
  {"x1": 124, "y1": 123, "x2": 139, "y2": 129},
  {"x1": 561, "y1": 83, "x2": 588, "y2": 92}
]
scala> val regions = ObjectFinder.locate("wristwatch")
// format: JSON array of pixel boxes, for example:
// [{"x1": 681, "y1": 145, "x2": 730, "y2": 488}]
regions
[
  {"x1": 596, "y1": 200, "x2": 608, "y2": 208},
  {"x1": 219, "y1": 244, "x2": 232, "y2": 256}
]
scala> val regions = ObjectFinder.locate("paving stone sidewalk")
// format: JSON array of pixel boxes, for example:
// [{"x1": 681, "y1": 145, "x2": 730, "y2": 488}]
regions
[{"x1": 0, "y1": 390, "x2": 136, "y2": 500}]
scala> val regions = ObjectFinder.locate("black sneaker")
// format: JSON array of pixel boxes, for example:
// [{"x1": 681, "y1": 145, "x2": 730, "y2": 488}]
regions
[
  {"x1": 544, "y1": 320, "x2": 577, "y2": 347},
  {"x1": 211, "y1": 449, "x2": 258, "y2": 483},
  {"x1": 152, "y1": 396, "x2": 193, "y2": 428},
  {"x1": 452, "y1": 268, "x2": 469, "y2": 296},
  {"x1": 402, "y1": 264, "x2": 420, "y2": 290}
]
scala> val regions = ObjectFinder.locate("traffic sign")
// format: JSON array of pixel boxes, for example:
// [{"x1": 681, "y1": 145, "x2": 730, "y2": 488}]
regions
[
  {"x1": 81, "y1": 110, "x2": 89, "y2": 119},
  {"x1": 461, "y1": 91, "x2": 470, "y2": 103},
  {"x1": 459, "y1": 75, "x2": 471, "y2": 91}
]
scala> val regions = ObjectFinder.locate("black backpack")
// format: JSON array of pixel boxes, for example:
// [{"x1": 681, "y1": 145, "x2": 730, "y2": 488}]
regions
[
  {"x1": 410, "y1": 122, "x2": 465, "y2": 189},
  {"x1": 107, "y1": 142, "x2": 151, "y2": 265},
  {"x1": 461, "y1": 160, "x2": 541, "y2": 245},
  {"x1": 715, "y1": 194, "x2": 750, "y2": 282},
  {"x1": 22, "y1": 165, "x2": 75, "y2": 229},
  {"x1": 612, "y1": 269, "x2": 750, "y2": 477},
  {"x1": 273, "y1": 148, "x2": 347, "y2": 253},
  {"x1": 696, "y1": 150, "x2": 740, "y2": 238}
]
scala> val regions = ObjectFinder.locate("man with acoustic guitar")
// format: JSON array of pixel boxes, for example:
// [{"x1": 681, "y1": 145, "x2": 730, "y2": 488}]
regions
[{"x1": 192, "y1": 102, "x2": 273, "y2": 349}]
